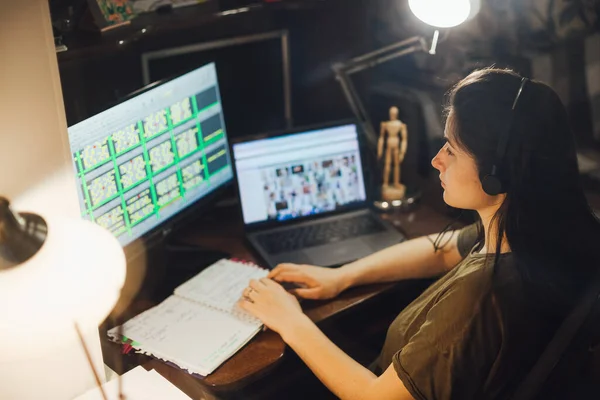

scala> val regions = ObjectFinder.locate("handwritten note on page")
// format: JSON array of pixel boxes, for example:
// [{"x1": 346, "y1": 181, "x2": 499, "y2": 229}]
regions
[
  {"x1": 174, "y1": 259, "x2": 268, "y2": 314},
  {"x1": 108, "y1": 296, "x2": 261, "y2": 376},
  {"x1": 107, "y1": 259, "x2": 268, "y2": 377}
]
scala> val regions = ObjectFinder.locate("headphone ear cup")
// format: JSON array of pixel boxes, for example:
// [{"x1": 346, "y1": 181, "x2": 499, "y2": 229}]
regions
[{"x1": 481, "y1": 174, "x2": 503, "y2": 196}]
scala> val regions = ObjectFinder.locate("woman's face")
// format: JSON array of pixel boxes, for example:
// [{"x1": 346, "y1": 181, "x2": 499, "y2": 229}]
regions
[{"x1": 431, "y1": 111, "x2": 499, "y2": 210}]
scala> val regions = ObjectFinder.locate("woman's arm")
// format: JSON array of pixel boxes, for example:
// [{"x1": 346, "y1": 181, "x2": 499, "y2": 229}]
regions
[
  {"x1": 284, "y1": 315, "x2": 414, "y2": 400},
  {"x1": 338, "y1": 230, "x2": 463, "y2": 291},
  {"x1": 269, "y1": 230, "x2": 465, "y2": 300},
  {"x1": 240, "y1": 280, "x2": 414, "y2": 400}
]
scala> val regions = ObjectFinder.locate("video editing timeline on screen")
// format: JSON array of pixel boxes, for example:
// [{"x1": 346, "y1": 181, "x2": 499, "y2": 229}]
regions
[{"x1": 73, "y1": 86, "x2": 229, "y2": 241}]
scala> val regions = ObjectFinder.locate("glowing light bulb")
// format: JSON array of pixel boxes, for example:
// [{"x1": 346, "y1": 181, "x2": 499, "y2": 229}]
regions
[{"x1": 408, "y1": 0, "x2": 473, "y2": 28}]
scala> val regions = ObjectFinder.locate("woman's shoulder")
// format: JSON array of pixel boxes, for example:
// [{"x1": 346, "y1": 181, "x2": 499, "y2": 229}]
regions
[
  {"x1": 450, "y1": 252, "x2": 518, "y2": 293},
  {"x1": 437, "y1": 254, "x2": 522, "y2": 328},
  {"x1": 457, "y1": 223, "x2": 481, "y2": 258},
  {"x1": 395, "y1": 257, "x2": 517, "y2": 370},
  {"x1": 428, "y1": 257, "x2": 506, "y2": 333}
]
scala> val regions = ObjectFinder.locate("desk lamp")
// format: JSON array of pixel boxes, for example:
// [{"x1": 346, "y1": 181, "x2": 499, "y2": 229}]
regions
[
  {"x1": 0, "y1": 197, "x2": 126, "y2": 399},
  {"x1": 333, "y1": 0, "x2": 480, "y2": 210},
  {"x1": 334, "y1": 0, "x2": 481, "y2": 146}
]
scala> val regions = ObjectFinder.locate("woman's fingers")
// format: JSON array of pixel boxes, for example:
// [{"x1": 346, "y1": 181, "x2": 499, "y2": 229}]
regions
[
  {"x1": 238, "y1": 298, "x2": 256, "y2": 311},
  {"x1": 249, "y1": 279, "x2": 267, "y2": 291},
  {"x1": 291, "y1": 287, "x2": 322, "y2": 300},
  {"x1": 268, "y1": 263, "x2": 299, "y2": 279},
  {"x1": 272, "y1": 271, "x2": 316, "y2": 286},
  {"x1": 260, "y1": 277, "x2": 278, "y2": 287}
]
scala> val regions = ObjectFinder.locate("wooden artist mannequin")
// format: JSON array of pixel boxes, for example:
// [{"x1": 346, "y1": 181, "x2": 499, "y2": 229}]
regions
[{"x1": 378, "y1": 106, "x2": 408, "y2": 201}]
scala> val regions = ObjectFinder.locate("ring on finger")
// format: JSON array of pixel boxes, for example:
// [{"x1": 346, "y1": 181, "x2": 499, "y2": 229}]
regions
[
  {"x1": 243, "y1": 288, "x2": 255, "y2": 303},
  {"x1": 244, "y1": 287, "x2": 256, "y2": 299}
]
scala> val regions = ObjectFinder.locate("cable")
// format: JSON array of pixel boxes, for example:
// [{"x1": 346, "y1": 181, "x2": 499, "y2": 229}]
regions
[{"x1": 426, "y1": 210, "x2": 464, "y2": 252}]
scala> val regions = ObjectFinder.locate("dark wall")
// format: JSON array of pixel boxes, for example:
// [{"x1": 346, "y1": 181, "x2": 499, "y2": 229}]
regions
[{"x1": 56, "y1": 0, "x2": 374, "y2": 138}]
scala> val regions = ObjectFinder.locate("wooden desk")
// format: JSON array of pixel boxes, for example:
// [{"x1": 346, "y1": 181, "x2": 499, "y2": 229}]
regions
[{"x1": 120, "y1": 203, "x2": 455, "y2": 399}]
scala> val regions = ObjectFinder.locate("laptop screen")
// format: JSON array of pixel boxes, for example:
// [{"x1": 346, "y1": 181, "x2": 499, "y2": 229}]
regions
[{"x1": 233, "y1": 124, "x2": 367, "y2": 225}]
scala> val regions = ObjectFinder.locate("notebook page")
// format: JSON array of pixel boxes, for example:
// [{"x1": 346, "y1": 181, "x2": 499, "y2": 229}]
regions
[
  {"x1": 107, "y1": 296, "x2": 261, "y2": 376},
  {"x1": 174, "y1": 259, "x2": 268, "y2": 316}
]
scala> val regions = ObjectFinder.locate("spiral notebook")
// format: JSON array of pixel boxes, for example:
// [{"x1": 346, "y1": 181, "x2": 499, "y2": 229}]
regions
[{"x1": 107, "y1": 259, "x2": 268, "y2": 377}]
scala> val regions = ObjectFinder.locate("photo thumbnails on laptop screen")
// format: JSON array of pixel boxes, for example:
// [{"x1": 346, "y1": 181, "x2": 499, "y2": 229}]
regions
[{"x1": 234, "y1": 125, "x2": 368, "y2": 224}]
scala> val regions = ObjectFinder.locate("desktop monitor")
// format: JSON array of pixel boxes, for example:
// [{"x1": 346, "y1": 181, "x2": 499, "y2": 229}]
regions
[
  {"x1": 141, "y1": 31, "x2": 292, "y2": 138},
  {"x1": 67, "y1": 63, "x2": 234, "y2": 249}
]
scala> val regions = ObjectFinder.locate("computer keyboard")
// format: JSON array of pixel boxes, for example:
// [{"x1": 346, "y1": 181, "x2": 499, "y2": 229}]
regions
[{"x1": 257, "y1": 214, "x2": 386, "y2": 255}]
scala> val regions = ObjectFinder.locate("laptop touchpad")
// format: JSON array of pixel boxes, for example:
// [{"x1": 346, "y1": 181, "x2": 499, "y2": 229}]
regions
[
  {"x1": 269, "y1": 251, "x2": 314, "y2": 267},
  {"x1": 307, "y1": 239, "x2": 371, "y2": 267}
]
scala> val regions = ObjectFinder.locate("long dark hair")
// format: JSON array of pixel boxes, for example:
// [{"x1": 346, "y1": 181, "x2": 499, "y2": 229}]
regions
[{"x1": 448, "y1": 68, "x2": 600, "y2": 305}]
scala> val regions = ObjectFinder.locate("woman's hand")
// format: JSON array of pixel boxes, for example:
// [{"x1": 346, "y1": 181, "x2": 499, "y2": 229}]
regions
[
  {"x1": 268, "y1": 263, "x2": 349, "y2": 300},
  {"x1": 238, "y1": 278, "x2": 306, "y2": 335}
]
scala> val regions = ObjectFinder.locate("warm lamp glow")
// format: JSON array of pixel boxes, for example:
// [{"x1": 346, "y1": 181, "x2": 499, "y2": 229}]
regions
[
  {"x1": 408, "y1": 0, "x2": 472, "y2": 28},
  {"x1": 0, "y1": 215, "x2": 126, "y2": 359},
  {"x1": 0, "y1": 1, "x2": 126, "y2": 398},
  {"x1": 0, "y1": 211, "x2": 126, "y2": 399}
]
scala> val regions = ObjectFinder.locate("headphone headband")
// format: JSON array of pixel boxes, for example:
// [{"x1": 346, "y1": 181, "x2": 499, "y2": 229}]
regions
[
  {"x1": 512, "y1": 78, "x2": 528, "y2": 110},
  {"x1": 482, "y1": 77, "x2": 528, "y2": 196}
]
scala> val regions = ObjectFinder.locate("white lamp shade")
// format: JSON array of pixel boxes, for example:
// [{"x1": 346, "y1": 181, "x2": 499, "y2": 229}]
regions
[
  {"x1": 408, "y1": 0, "x2": 473, "y2": 28},
  {"x1": 0, "y1": 214, "x2": 126, "y2": 361}
]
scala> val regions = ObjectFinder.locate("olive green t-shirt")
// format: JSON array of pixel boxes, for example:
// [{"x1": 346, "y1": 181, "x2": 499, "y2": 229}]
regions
[{"x1": 377, "y1": 224, "x2": 561, "y2": 399}]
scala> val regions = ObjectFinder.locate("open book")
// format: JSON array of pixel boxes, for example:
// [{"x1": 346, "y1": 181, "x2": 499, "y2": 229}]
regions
[{"x1": 108, "y1": 259, "x2": 268, "y2": 377}]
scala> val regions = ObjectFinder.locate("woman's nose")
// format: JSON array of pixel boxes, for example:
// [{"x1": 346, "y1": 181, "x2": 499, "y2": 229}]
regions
[{"x1": 431, "y1": 149, "x2": 444, "y2": 171}]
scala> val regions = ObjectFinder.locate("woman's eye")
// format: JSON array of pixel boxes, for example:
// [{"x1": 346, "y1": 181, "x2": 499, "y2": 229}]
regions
[{"x1": 442, "y1": 141, "x2": 454, "y2": 156}]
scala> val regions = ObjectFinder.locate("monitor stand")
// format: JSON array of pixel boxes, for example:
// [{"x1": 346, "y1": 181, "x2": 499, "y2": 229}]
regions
[{"x1": 153, "y1": 240, "x2": 230, "y2": 300}]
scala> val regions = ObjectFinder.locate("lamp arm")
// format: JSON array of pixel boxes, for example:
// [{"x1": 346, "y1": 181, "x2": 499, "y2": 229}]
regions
[
  {"x1": 332, "y1": 35, "x2": 429, "y2": 150},
  {"x1": 333, "y1": 67, "x2": 374, "y2": 145},
  {"x1": 347, "y1": 36, "x2": 427, "y2": 65},
  {"x1": 75, "y1": 323, "x2": 109, "y2": 400}
]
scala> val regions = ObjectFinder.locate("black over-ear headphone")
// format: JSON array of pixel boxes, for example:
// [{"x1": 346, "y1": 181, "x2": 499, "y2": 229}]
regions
[{"x1": 481, "y1": 77, "x2": 529, "y2": 196}]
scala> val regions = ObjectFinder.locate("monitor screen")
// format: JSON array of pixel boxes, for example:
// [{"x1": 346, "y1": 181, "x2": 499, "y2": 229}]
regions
[
  {"x1": 233, "y1": 124, "x2": 367, "y2": 225},
  {"x1": 142, "y1": 31, "x2": 291, "y2": 139},
  {"x1": 67, "y1": 63, "x2": 233, "y2": 246}
]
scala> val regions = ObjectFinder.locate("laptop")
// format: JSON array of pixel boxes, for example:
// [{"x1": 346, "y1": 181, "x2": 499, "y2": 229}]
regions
[{"x1": 231, "y1": 122, "x2": 406, "y2": 268}]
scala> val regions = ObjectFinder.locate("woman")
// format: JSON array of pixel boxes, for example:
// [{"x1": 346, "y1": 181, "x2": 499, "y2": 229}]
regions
[{"x1": 238, "y1": 68, "x2": 600, "y2": 399}]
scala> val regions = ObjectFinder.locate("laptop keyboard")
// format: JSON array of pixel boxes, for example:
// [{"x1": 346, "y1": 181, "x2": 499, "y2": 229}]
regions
[{"x1": 256, "y1": 214, "x2": 386, "y2": 255}]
